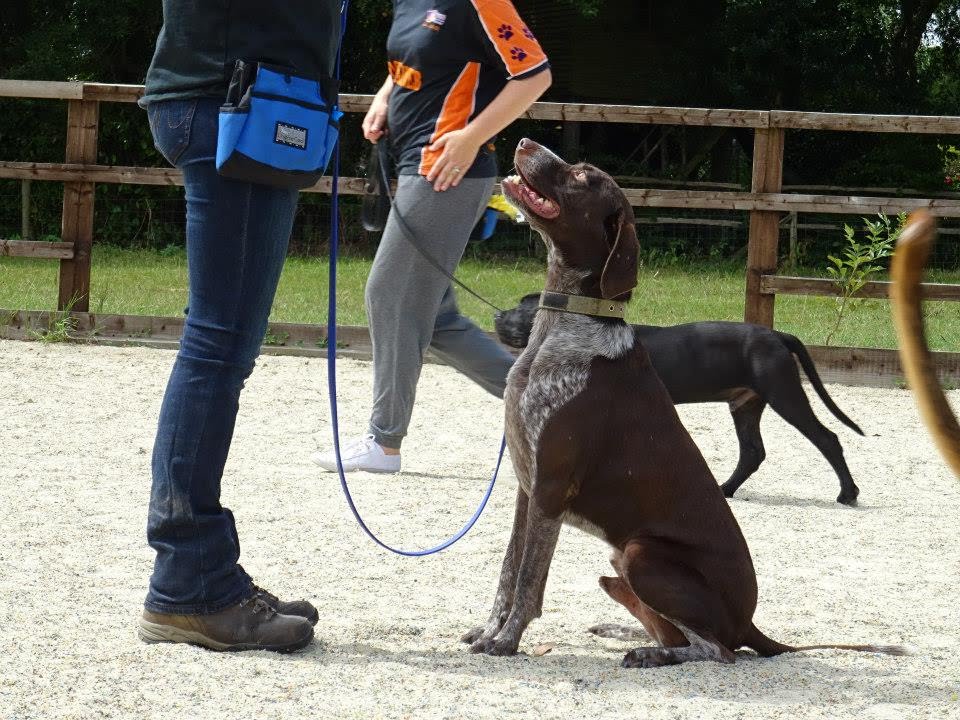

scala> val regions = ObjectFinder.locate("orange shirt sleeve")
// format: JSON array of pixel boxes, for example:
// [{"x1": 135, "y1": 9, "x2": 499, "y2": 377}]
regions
[{"x1": 469, "y1": 0, "x2": 549, "y2": 80}]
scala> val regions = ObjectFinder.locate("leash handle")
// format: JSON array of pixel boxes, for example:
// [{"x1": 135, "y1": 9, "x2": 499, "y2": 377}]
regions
[
  {"x1": 376, "y1": 141, "x2": 504, "y2": 314},
  {"x1": 326, "y1": 0, "x2": 503, "y2": 556}
]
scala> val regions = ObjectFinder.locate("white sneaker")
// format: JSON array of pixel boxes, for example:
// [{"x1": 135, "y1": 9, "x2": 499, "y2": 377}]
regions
[{"x1": 311, "y1": 434, "x2": 401, "y2": 474}]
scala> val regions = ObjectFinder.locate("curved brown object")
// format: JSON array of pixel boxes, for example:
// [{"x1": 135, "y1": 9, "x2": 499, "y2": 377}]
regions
[{"x1": 889, "y1": 210, "x2": 960, "y2": 479}]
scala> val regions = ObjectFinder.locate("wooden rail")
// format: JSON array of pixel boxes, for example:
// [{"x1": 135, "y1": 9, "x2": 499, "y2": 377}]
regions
[
  {"x1": 7, "y1": 161, "x2": 960, "y2": 217},
  {"x1": 0, "y1": 239, "x2": 74, "y2": 259},
  {"x1": 8, "y1": 82, "x2": 960, "y2": 132},
  {"x1": 761, "y1": 275, "x2": 960, "y2": 301},
  {"x1": 1, "y1": 77, "x2": 959, "y2": 367}
]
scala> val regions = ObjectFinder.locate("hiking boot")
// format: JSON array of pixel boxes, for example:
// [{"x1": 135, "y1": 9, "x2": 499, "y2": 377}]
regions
[
  {"x1": 312, "y1": 434, "x2": 401, "y2": 473},
  {"x1": 137, "y1": 595, "x2": 314, "y2": 652},
  {"x1": 252, "y1": 584, "x2": 319, "y2": 626}
]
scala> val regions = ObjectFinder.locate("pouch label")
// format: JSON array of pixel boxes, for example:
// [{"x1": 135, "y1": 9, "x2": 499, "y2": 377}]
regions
[{"x1": 275, "y1": 122, "x2": 308, "y2": 149}]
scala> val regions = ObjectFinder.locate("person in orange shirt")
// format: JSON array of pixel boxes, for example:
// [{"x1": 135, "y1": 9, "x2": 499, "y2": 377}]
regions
[{"x1": 314, "y1": 0, "x2": 551, "y2": 472}]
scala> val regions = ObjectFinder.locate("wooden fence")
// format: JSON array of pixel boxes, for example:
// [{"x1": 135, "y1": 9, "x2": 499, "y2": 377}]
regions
[{"x1": 1, "y1": 79, "x2": 959, "y2": 380}]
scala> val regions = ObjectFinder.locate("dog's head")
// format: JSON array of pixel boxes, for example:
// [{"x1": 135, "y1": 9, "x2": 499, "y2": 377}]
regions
[
  {"x1": 501, "y1": 139, "x2": 639, "y2": 301},
  {"x1": 494, "y1": 292, "x2": 540, "y2": 348}
]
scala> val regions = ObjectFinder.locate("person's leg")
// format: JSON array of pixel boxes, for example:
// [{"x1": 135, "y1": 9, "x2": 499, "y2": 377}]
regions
[
  {"x1": 429, "y1": 286, "x2": 514, "y2": 398},
  {"x1": 144, "y1": 99, "x2": 300, "y2": 616},
  {"x1": 365, "y1": 175, "x2": 505, "y2": 450}
]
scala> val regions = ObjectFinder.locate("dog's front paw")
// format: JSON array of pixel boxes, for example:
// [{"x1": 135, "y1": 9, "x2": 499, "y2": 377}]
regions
[
  {"x1": 468, "y1": 635, "x2": 496, "y2": 654},
  {"x1": 486, "y1": 636, "x2": 521, "y2": 657},
  {"x1": 469, "y1": 633, "x2": 520, "y2": 656},
  {"x1": 460, "y1": 626, "x2": 484, "y2": 645}
]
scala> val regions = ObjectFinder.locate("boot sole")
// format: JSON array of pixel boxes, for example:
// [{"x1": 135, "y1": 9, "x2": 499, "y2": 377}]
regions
[{"x1": 137, "y1": 617, "x2": 314, "y2": 653}]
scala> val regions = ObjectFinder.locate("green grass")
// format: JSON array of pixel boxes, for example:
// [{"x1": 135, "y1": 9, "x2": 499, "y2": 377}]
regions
[{"x1": 1, "y1": 244, "x2": 958, "y2": 351}]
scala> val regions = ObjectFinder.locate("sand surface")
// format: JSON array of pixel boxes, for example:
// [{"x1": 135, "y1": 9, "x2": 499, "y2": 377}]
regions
[{"x1": 1, "y1": 339, "x2": 959, "y2": 719}]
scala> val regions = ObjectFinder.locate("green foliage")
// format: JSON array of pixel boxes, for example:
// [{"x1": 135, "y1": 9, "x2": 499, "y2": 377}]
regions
[
  {"x1": 555, "y1": 0, "x2": 605, "y2": 16},
  {"x1": 824, "y1": 213, "x2": 906, "y2": 345},
  {"x1": 263, "y1": 330, "x2": 291, "y2": 347},
  {"x1": 5, "y1": 247, "x2": 959, "y2": 350},
  {"x1": 29, "y1": 295, "x2": 80, "y2": 343},
  {"x1": 943, "y1": 145, "x2": 960, "y2": 188}
]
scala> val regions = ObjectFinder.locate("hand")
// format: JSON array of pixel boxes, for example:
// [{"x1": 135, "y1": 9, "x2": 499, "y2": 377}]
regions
[
  {"x1": 362, "y1": 91, "x2": 389, "y2": 144},
  {"x1": 426, "y1": 127, "x2": 482, "y2": 191}
]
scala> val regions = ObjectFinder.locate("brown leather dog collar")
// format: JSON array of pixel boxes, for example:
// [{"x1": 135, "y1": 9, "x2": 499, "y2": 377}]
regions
[{"x1": 538, "y1": 291, "x2": 626, "y2": 319}]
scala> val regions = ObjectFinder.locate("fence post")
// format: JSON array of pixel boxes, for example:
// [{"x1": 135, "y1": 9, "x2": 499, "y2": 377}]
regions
[
  {"x1": 21, "y1": 180, "x2": 32, "y2": 240},
  {"x1": 58, "y1": 98, "x2": 99, "y2": 311},
  {"x1": 744, "y1": 127, "x2": 784, "y2": 327}
]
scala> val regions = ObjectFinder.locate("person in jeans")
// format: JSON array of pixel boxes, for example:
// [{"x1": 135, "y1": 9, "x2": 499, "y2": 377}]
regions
[
  {"x1": 136, "y1": 0, "x2": 341, "y2": 652},
  {"x1": 313, "y1": 0, "x2": 551, "y2": 473}
]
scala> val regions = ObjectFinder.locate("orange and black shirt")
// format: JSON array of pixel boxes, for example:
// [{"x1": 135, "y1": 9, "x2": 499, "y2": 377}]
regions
[{"x1": 386, "y1": 0, "x2": 549, "y2": 177}]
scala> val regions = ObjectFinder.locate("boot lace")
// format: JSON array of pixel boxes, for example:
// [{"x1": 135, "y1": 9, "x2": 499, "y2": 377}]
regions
[{"x1": 239, "y1": 594, "x2": 277, "y2": 617}]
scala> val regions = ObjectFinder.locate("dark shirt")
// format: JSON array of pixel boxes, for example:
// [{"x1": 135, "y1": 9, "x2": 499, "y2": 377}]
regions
[
  {"x1": 386, "y1": 0, "x2": 549, "y2": 177},
  {"x1": 141, "y1": 0, "x2": 341, "y2": 107}
]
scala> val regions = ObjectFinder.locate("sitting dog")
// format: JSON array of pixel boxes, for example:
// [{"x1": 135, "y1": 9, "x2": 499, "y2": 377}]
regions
[
  {"x1": 495, "y1": 295, "x2": 863, "y2": 505},
  {"x1": 463, "y1": 138, "x2": 902, "y2": 666}
]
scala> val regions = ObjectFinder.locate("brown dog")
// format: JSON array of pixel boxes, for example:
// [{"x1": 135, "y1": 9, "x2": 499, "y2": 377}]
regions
[{"x1": 462, "y1": 139, "x2": 903, "y2": 667}]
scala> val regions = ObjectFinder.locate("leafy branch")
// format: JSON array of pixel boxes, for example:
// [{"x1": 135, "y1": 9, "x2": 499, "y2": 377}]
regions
[{"x1": 823, "y1": 212, "x2": 906, "y2": 345}]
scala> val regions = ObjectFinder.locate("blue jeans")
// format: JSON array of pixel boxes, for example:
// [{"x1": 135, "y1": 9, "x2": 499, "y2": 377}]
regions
[{"x1": 144, "y1": 98, "x2": 298, "y2": 614}]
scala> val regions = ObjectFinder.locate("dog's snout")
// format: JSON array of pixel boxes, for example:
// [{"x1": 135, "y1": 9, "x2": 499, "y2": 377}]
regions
[{"x1": 516, "y1": 138, "x2": 541, "y2": 156}]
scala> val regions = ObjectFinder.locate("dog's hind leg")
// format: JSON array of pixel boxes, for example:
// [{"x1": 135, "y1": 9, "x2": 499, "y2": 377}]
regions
[
  {"x1": 462, "y1": 486, "x2": 529, "y2": 645},
  {"x1": 588, "y1": 552, "x2": 651, "y2": 641},
  {"x1": 618, "y1": 541, "x2": 738, "y2": 668},
  {"x1": 621, "y1": 623, "x2": 736, "y2": 669},
  {"x1": 588, "y1": 577, "x2": 658, "y2": 641},
  {"x1": 720, "y1": 394, "x2": 766, "y2": 498},
  {"x1": 762, "y1": 372, "x2": 860, "y2": 505}
]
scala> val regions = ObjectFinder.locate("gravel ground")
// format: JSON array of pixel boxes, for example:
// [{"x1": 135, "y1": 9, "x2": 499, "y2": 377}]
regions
[{"x1": 1, "y1": 339, "x2": 958, "y2": 719}]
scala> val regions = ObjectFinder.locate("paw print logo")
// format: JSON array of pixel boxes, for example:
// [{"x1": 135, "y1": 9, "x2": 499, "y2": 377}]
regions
[
  {"x1": 497, "y1": 24, "x2": 514, "y2": 40},
  {"x1": 510, "y1": 46, "x2": 528, "y2": 62},
  {"x1": 522, "y1": 26, "x2": 535, "y2": 41}
]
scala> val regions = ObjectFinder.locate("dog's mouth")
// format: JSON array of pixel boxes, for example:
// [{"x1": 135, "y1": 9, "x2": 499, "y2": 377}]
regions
[{"x1": 501, "y1": 172, "x2": 560, "y2": 220}]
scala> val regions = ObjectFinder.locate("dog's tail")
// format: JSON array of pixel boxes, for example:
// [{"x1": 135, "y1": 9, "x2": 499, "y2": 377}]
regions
[
  {"x1": 890, "y1": 210, "x2": 960, "y2": 479},
  {"x1": 776, "y1": 332, "x2": 864, "y2": 436},
  {"x1": 742, "y1": 624, "x2": 907, "y2": 658}
]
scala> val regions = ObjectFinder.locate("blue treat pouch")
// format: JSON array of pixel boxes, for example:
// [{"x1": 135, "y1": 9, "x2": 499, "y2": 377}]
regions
[{"x1": 217, "y1": 61, "x2": 342, "y2": 189}]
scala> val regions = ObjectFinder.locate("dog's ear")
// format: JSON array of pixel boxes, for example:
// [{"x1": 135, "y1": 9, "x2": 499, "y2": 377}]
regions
[{"x1": 600, "y1": 207, "x2": 639, "y2": 300}]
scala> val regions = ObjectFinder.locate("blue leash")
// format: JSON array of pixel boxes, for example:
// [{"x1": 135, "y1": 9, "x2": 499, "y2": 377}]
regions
[{"x1": 324, "y1": 0, "x2": 504, "y2": 557}]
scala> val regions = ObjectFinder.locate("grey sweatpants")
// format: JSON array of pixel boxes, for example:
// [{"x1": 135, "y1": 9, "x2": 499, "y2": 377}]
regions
[{"x1": 365, "y1": 174, "x2": 515, "y2": 449}]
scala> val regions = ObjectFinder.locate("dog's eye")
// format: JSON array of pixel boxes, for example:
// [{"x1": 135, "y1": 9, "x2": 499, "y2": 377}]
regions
[{"x1": 574, "y1": 169, "x2": 588, "y2": 184}]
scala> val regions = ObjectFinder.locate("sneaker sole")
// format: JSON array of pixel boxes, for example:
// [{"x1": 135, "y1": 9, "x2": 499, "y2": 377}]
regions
[
  {"x1": 310, "y1": 456, "x2": 399, "y2": 474},
  {"x1": 137, "y1": 617, "x2": 314, "y2": 653}
]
